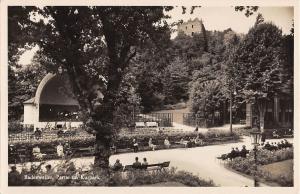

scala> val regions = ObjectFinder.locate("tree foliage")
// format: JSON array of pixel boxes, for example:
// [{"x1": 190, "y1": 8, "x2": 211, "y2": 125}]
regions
[{"x1": 8, "y1": 6, "x2": 173, "y2": 168}]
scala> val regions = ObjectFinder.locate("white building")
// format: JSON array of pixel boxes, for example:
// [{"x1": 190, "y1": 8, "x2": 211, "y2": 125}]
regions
[{"x1": 23, "y1": 72, "x2": 82, "y2": 130}]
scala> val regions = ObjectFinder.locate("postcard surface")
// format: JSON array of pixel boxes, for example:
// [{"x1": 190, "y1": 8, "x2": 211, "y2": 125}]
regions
[{"x1": 1, "y1": 1, "x2": 299, "y2": 194}]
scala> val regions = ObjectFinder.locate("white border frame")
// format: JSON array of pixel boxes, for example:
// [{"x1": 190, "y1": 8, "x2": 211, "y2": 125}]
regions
[{"x1": 1, "y1": 1, "x2": 299, "y2": 194}]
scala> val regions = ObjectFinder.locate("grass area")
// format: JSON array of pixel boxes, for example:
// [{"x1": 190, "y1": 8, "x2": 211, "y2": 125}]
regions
[{"x1": 259, "y1": 159, "x2": 293, "y2": 181}]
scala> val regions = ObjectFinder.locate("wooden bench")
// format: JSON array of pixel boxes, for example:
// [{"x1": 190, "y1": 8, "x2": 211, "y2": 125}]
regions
[
  {"x1": 146, "y1": 122, "x2": 158, "y2": 128},
  {"x1": 239, "y1": 120, "x2": 246, "y2": 124},
  {"x1": 135, "y1": 122, "x2": 146, "y2": 128},
  {"x1": 123, "y1": 161, "x2": 170, "y2": 172},
  {"x1": 77, "y1": 146, "x2": 94, "y2": 156},
  {"x1": 175, "y1": 141, "x2": 189, "y2": 147}
]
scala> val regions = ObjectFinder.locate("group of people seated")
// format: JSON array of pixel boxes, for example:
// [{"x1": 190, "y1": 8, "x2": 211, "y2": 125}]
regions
[
  {"x1": 31, "y1": 142, "x2": 72, "y2": 161},
  {"x1": 227, "y1": 145, "x2": 249, "y2": 159},
  {"x1": 262, "y1": 139, "x2": 292, "y2": 151},
  {"x1": 112, "y1": 157, "x2": 149, "y2": 171},
  {"x1": 132, "y1": 135, "x2": 204, "y2": 152},
  {"x1": 177, "y1": 135, "x2": 204, "y2": 148},
  {"x1": 132, "y1": 137, "x2": 173, "y2": 152}
]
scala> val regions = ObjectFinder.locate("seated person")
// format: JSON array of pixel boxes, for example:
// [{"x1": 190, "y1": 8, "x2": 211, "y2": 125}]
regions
[
  {"x1": 187, "y1": 137, "x2": 195, "y2": 148},
  {"x1": 240, "y1": 145, "x2": 248, "y2": 158},
  {"x1": 179, "y1": 138, "x2": 188, "y2": 147},
  {"x1": 66, "y1": 162, "x2": 76, "y2": 172},
  {"x1": 194, "y1": 135, "x2": 204, "y2": 146},
  {"x1": 164, "y1": 137, "x2": 171, "y2": 149},
  {"x1": 8, "y1": 166, "x2": 22, "y2": 186},
  {"x1": 235, "y1": 147, "x2": 240, "y2": 157},
  {"x1": 284, "y1": 139, "x2": 292, "y2": 148},
  {"x1": 272, "y1": 130, "x2": 280, "y2": 138},
  {"x1": 270, "y1": 142, "x2": 277, "y2": 151},
  {"x1": 141, "y1": 158, "x2": 148, "y2": 169},
  {"x1": 34, "y1": 128, "x2": 42, "y2": 140},
  {"x1": 148, "y1": 138, "x2": 157, "y2": 151},
  {"x1": 228, "y1": 147, "x2": 236, "y2": 160},
  {"x1": 277, "y1": 140, "x2": 284, "y2": 149},
  {"x1": 264, "y1": 142, "x2": 271, "y2": 150},
  {"x1": 132, "y1": 138, "x2": 139, "y2": 153},
  {"x1": 32, "y1": 145, "x2": 44, "y2": 160},
  {"x1": 112, "y1": 159, "x2": 123, "y2": 171},
  {"x1": 132, "y1": 157, "x2": 142, "y2": 169}
]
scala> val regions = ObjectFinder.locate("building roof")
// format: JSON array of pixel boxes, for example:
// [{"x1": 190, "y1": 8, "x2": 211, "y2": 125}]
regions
[{"x1": 23, "y1": 97, "x2": 35, "y2": 104}]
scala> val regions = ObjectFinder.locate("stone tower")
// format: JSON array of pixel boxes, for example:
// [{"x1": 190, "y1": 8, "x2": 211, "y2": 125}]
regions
[{"x1": 178, "y1": 18, "x2": 204, "y2": 36}]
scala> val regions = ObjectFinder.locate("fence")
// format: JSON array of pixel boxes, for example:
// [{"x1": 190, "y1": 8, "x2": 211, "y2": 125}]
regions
[
  {"x1": 183, "y1": 113, "x2": 208, "y2": 128},
  {"x1": 134, "y1": 113, "x2": 173, "y2": 127}
]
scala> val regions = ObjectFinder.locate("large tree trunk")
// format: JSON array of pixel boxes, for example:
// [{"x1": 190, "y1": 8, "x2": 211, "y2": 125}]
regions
[
  {"x1": 257, "y1": 99, "x2": 267, "y2": 132},
  {"x1": 94, "y1": 133, "x2": 112, "y2": 170}
]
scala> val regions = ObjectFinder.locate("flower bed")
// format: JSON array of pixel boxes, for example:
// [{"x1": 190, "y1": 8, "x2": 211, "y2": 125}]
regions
[
  {"x1": 227, "y1": 148, "x2": 293, "y2": 186},
  {"x1": 9, "y1": 164, "x2": 215, "y2": 186}
]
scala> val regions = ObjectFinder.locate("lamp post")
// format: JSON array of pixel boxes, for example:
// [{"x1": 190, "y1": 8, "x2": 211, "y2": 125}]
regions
[
  {"x1": 250, "y1": 130, "x2": 262, "y2": 187},
  {"x1": 229, "y1": 90, "x2": 237, "y2": 135}
]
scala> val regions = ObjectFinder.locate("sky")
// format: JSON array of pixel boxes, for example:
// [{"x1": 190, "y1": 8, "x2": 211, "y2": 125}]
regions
[
  {"x1": 18, "y1": 6, "x2": 294, "y2": 66},
  {"x1": 167, "y1": 6, "x2": 294, "y2": 38}
]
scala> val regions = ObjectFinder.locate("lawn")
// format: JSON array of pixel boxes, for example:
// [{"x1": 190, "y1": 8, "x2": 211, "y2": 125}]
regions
[{"x1": 258, "y1": 159, "x2": 293, "y2": 186}]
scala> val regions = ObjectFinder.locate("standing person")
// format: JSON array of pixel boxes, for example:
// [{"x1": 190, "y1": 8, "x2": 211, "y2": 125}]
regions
[
  {"x1": 133, "y1": 138, "x2": 139, "y2": 153},
  {"x1": 261, "y1": 131, "x2": 266, "y2": 144},
  {"x1": 132, "y1": 157, "x2": 142, "y2": 169},
  {"x1": 57, "y1": 142, "x2": 64, "y2": 158}
]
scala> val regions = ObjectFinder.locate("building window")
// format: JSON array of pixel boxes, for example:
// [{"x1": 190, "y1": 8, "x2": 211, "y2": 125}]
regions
[
  {"x1": 191, "y1": 32, "x2": 194, "y2": 36},
  {"x1": 192, "y1": 25, "x2": 194, "y2": 28},
  {"x1": 186, "y1": 26, "x2": 187, "y2": 30}
]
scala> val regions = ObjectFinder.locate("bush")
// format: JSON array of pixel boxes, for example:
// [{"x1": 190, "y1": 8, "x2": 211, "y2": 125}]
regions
[
  {"x1": 8, "y1": 121, "x2": 24, "y2": 133},
  {"x1": 9, "y1": 163, "x2": 215, "y2": 186}
]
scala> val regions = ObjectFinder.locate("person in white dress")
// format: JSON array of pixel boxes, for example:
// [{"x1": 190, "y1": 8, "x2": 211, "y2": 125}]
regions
[{"x1": 57, "y1": 143, "x2": 64, "y2": 158}]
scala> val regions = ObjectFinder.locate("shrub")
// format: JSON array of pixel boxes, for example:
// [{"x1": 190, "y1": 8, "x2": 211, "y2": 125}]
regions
[{"x1": 8, "y1": 121, "x2": 24, "y2": 133}]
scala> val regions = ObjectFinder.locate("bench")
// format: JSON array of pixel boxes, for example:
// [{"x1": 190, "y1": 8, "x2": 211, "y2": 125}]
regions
[
  {"x1": 123, "y1": 161, "x2": 170, "y2": 172},
  {"x1": 77, "y1": 147, "x2": 94, "y2": 156},
  {"x1": 239, "y1": 120, "x2": 246, "y2": 124},
  {"x1": 175, "y1": 141, "x2": 189, "y2": 147},
  {"x1": 135, "y1": 122, "x2": 146, "y2": 128},
  {"x1": 146, "y1": 122, "x2": 158, "y2": 128}
]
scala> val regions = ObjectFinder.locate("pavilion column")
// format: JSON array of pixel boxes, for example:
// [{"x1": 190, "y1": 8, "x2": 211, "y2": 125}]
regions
[
  {"x1": 274, "y1": 93, "x2": 280, "y2": 125},
  {"x1": 246, "y1": 103, "x2": 252, "y2": 128}
]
